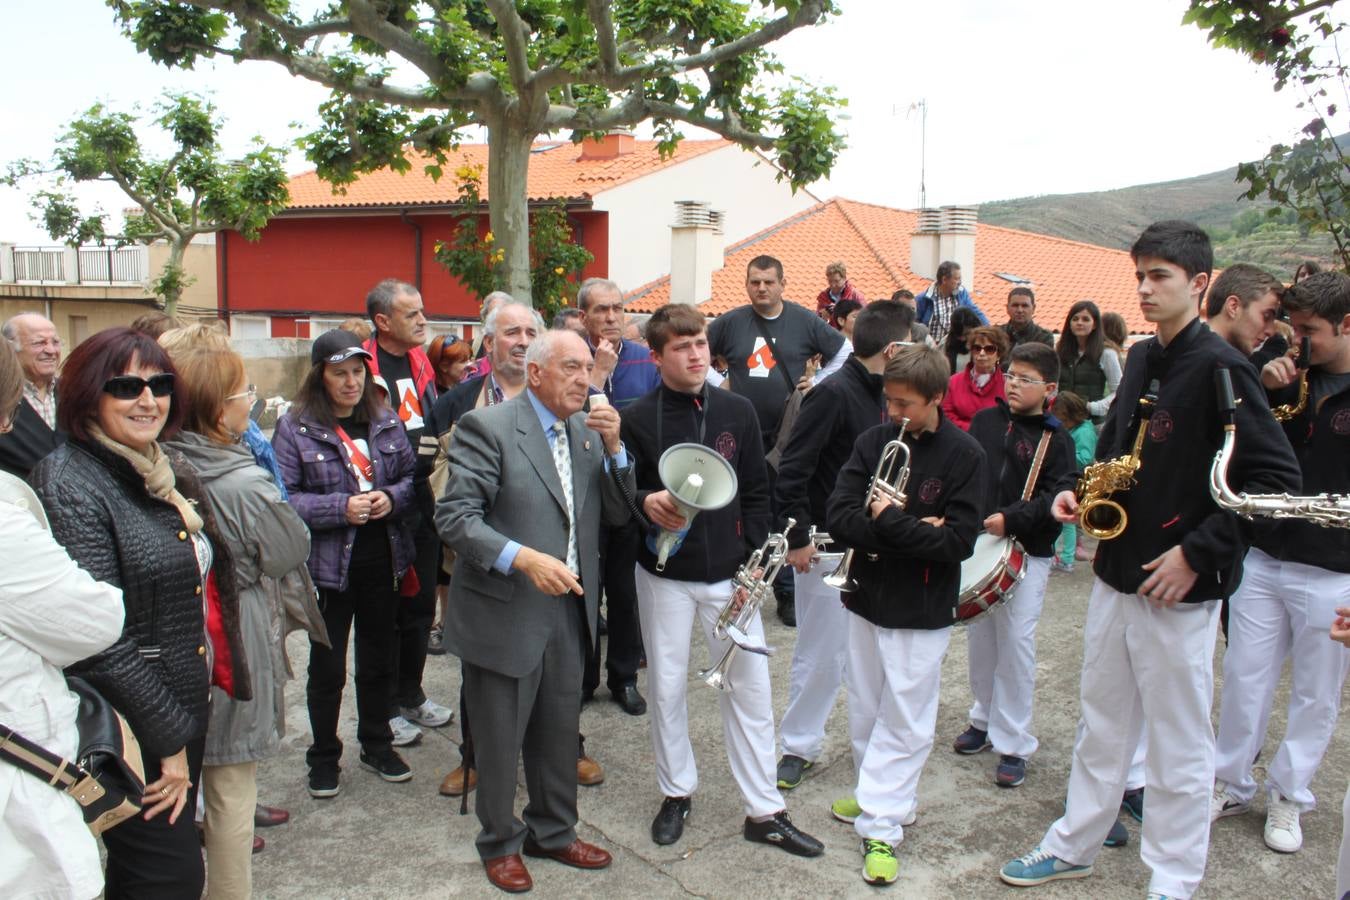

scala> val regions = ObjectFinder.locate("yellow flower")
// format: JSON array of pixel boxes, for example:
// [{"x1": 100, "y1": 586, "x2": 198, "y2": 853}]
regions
[
  {"x1": 483, "y1": 231, "x2": 494, "y2": 244},
  {"x1": 554, "y1": 266, "x2": 565, "y2": 275}
]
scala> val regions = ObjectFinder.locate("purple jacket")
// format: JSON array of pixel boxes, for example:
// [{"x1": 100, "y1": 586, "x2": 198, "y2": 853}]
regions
[{"x1": 271, "y1": 408, "x2": 416, "y2": 591}]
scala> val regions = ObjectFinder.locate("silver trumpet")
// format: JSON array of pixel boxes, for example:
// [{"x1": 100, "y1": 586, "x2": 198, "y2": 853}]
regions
[
  {"x1": 1210, "y1": 368, "x2": 1350, "y2": 528},
  {"x1": 699, "y1": 518, "x2": 796, "y2": 692},
  {"x1": 823, "y1": 420, "x2": 912, "y2": 591}
]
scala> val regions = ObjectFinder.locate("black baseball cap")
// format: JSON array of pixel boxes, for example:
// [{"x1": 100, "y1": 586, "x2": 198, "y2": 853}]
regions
[{"x1": 311, "y1": 329, "x2": 374, "y2": 366}]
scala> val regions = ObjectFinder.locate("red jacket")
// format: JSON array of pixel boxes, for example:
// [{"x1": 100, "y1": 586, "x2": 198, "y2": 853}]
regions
[
  {"x1": 815, "y1": 282, "x2": 864, "y2": 328},
  {"x1": 942, "y1": 365, "x2": 1005, "y2": 431}
]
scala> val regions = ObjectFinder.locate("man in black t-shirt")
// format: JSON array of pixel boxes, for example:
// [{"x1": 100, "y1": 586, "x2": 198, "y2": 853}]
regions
[
  {"x1": 707, "y1": 255, "x2": 848, "y2": 625},
  {"x1": 363, "y1": 279, "x2": 453, "y2": 748}
]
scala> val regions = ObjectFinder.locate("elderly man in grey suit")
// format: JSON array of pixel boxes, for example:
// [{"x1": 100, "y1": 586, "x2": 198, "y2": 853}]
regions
[{"x1": 437, "y1": 329, "x2": 634, "y2": 893}]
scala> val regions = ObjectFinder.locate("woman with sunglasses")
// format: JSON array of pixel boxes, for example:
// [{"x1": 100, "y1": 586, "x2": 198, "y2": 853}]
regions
[
  {"x1": 1055, "y1": 300, "x2": 1122, "y2": 425},
  {"x1": 426, "y1": 332, "x2": 473, "y2": 393},
  {"x1": 942, "y1": 325, "x2": 1010, "y2": 430},
  {"x1": 160, "y1": 333, "x2": 313, "y2": 900},
  {"x1": 271, "y1": 329, "x2": 417, "y2": 799},
  {"x1": 29, "y1": 327, "x2": 251, "y2": 899}
]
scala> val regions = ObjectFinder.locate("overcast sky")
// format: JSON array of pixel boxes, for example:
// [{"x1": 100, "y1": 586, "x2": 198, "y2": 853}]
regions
[{"x1": 0, "y1": 0, "x2": 1334, "y2": 245}]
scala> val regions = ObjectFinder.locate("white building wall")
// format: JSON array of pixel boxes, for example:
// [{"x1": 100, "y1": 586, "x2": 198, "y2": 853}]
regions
[{"x1": 592, "y1": 145, "x2": 819, "y2": 292}]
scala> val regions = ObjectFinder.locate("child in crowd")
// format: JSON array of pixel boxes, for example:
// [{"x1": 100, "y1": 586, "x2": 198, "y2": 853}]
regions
[{"x1": 1050, "y1": 390, "x2": 1096, "y2": 572}]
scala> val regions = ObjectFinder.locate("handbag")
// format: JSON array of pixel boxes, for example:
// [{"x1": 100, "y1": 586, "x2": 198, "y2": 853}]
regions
[{"x1": 0, "y1": 677, "x2": 147, "y2": 836}]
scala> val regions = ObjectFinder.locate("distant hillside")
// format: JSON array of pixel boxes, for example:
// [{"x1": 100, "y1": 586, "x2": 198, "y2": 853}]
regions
[{"x1": 979, "y1": 149, "x2": 1342, "y2": 275}]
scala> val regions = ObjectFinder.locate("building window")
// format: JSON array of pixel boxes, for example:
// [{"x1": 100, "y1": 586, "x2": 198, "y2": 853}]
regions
[{"x1": 231, "y1": 316, "x2": 269, "y2": 340}]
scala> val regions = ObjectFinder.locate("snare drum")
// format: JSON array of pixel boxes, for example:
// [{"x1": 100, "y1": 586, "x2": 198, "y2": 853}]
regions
[{"x1": 956, "y1": 533, "x2": 1027, "y2": 625}]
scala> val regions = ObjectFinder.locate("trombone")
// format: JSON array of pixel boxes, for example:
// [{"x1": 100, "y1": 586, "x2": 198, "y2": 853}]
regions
[
  {"x1": 824, "y1": 420, "x2": 911, "y2": 592},
  {"x1": 699, "y1": 518, "x2": 796, "y2": 692}
]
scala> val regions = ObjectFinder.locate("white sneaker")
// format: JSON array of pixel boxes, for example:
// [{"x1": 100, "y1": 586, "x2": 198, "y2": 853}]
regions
[
  {"x1": 1210, "y1": 782, "x2": 1250, "y2": 822},
  {"x1": 389, "y1": 715, "x2": 423, "y2": 747},
  {"x1": 400, "y1": 698, "x2": 454, "y2": 728},
  {"x1": 1264, "y1": 793, "x2": 1302, "y2": 853}
]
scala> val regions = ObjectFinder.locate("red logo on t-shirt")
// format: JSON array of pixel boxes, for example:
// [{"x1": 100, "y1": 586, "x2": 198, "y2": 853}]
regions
[
  {"x1": 1331, "y1": 408, "x2": 1350, "y2": 435},
  {"x1": 1015, "y1": 438, "x2": 1033, "y2": 461},
  {"x1": 1148, "y1": 409, "x2": 1174, "y2": 443},
  {"x1": 715, "y1": 432, "x2": 737, "y2": 460},
  {"x1": 918, "y1": 478, "x2": 943, "y2": 504}
]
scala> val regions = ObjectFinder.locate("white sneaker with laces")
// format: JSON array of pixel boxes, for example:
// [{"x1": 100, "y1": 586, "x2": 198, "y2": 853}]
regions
[
  {"x1": 1264, "y1": 792, "x2": 1302, "y2": 853},
  {"x1": 401, "y1": 698, "x2": 454, "y2": 728},
  {"x1": 1210, "y1": 782, "x2": 1250, "y2": 822},
  {"x1": 389, "y1": 715, "x2": 423, "y2": 747}
]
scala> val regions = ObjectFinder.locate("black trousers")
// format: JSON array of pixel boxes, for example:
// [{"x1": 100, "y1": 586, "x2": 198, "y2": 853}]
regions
[
  {"x1": 307, "y1": 554, "x2": 399, "y2": 768},
  {"x1": 582, "y1": 518, "x2": 645, "y2": 696},
  {"x1": 394, "y1": 483, "x2": 439, "y2": 710},
  {"x1": 102, "y1": 734, "x2": 206, "y2": 900}
]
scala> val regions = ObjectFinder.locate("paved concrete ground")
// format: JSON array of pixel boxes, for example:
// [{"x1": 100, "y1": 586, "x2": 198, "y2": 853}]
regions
[{"x1": 252, "y1": 563, "x2": 1347, "y2": 898}]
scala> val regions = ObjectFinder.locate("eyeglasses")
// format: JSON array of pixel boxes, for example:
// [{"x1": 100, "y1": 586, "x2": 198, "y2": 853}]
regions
[
  {"x1": 225, "y1": 384, "x2": 257, "y2": 402},
  {"x1": 970, "y1": 344, "x2": 999, "y2": 355},
  {"x1": 103, "y1": 373, "x2": 176, "y2": 400},
  {"x1": 1005, "y1": 373, "x2": 1050, "y2": 387}
]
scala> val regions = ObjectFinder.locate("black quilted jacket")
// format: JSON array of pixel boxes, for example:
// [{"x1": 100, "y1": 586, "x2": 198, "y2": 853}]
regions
[{"x1": 29, "y1": 439, "x2": 246, "y2": 758}]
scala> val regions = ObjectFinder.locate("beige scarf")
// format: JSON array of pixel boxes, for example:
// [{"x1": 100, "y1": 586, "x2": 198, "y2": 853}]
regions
[{"x1": 88, "y1": 422, "x2": 203, "y2": 534}]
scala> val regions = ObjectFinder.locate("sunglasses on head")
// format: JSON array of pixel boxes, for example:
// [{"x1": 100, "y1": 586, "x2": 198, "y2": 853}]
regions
[{"x1": 103, "y1": 373, "x2": 175, "y2": 400}]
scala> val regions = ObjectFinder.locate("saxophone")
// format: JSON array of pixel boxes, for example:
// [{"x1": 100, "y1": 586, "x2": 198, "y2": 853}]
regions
[
  {"x1": 1075, "y1": 379, "x2": 1159, "y2": 541},
  {"x1": 1210, "y1": 368, "x2": 1350, "y2": 528},
  {"x1": 1271, "y1": 336, "x2": 1311, "y2": 423}
]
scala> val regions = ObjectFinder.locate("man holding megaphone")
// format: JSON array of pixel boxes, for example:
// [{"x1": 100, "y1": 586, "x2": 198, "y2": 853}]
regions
[{"x1": 620, "y1": 303, "x2": 823, "y2": 858}]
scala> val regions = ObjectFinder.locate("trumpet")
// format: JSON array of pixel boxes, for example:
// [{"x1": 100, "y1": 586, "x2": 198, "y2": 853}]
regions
[
  {"x1": 1210, "y1": 368, "x2": 1350, "y2": 528},
  {"x1": 824, "y1": 421, "x2": 911, "y2": 591},
  {"x1": 1272, "y1": 336, "x2": 1311, "y2": 423},
  {"x1": 1076, "y1": 380, "x2": 1159, "y2": 541},
  {"x1": 699, "y1": 518, "x2": 796, "y2": 692}
]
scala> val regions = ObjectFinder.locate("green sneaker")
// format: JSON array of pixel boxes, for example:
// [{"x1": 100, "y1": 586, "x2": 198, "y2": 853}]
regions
[
  {"x1": 862, "y1": 839, "x2": 898, "y2": 885},
  {"x1": 832, "y1": 795, "x2": 863, "y2": 824}
]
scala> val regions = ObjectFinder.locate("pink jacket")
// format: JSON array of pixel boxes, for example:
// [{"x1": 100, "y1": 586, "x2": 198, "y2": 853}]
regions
[{"x1": 942, "y1": 365, "x2": 1006, "y2": 431}]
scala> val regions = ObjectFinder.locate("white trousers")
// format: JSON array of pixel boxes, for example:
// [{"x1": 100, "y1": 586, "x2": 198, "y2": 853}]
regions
[
  {"x1": 965, "y1": 555, "x2": 1051, "y2": 758},
  {"x1": 779, "y1": 555, "x2": 848, "y2": 761},
  {"x1": 1042, "y1": 578, "x2": 1220, "y2": 900},
  {"x1": 1338, "y1": 783, "x2": 1350, "y2": 900},
  {"x1": 633, "y1": 565, "x2": 783, "y2": 818},
  {"x1": 847, "y1": 613, "x2": 951, "y2": 845},
  {"x1": 1214, "y1": 548, "x2": 1350, "y2": 811}
]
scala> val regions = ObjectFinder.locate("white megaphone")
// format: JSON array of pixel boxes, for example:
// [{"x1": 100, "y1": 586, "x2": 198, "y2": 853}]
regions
[{"x1": 650, "y1": 442, "x2": 739, "y2": 571}]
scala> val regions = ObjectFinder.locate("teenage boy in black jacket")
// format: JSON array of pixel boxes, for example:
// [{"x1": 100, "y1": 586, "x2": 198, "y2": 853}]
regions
[
  {"x1": 954, "y1": 342, "x2": 1076, "y2": 790},
  {"x1": 620, "y1": 303, "x2": 823, "y2": 859},
  {"x1": 1213, "y1": 269, "x2": 1350, "y2": 855},
  {"x1": 825, "y1": 344, "x2": 984, "y2": 886},
  {"x1": 773, "y1": 301, "x2": 913, "y2": 791},
  {"x1": 1001, "y1": 221, "x2": 1300, "y2": 899}
]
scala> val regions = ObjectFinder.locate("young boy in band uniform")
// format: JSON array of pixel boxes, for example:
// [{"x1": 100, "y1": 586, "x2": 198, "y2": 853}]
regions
[
  {"x1": 953, "y1": 342, "x2": 1076, "y2": 788},
  {"x1": 1212, "y1": 270, "x2": 1350, "y2": 854},
  {"x1": 619, "y1": 304, "x2": 823, "y2": 857},
  {"x1": 1000, "y1": 221, "x2": 1300, "y2": 899},
  {"x1": 825, "y1": 344, "x2": 985, "y2": 885}
]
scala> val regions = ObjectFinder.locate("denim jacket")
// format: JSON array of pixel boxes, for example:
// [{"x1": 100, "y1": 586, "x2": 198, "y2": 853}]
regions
[{"x1": 271, "y1": 408, "x2": 416, "y2": 591}]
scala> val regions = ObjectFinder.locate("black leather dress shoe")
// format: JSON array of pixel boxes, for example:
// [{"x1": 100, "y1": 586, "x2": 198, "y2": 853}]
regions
[
  {"x1": 777, "y1": 596, "x2": 796, "y2": 627},
  {"x1": 611, "y1": 683, "x2": 647, "y2": 716},
  {"x1": 743, "y1": 811, "x2": 824, "y2": 857},
  {"x1": 651, "y1": 796, "x2": 691, "y2": 845}
]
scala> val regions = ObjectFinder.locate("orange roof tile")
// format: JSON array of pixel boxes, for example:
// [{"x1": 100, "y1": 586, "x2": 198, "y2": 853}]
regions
[
  {"x1": 626, "y1": 198, "x2": 1155, "y2": 335},
  {"x1": 284, "y1": 138, "x2": 732, "y2": 210}
]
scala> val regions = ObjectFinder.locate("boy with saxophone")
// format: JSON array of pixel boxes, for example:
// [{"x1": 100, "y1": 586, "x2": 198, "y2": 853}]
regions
[
  {"x1": 1212, "y1": 269, "x2": 1350, "y2": 855},
  {"x1": 1001, "y1": 221, "x2": 1299, "y2": 899},
  {"x1": 953, "y1": 342, "x2": 1077, "y2": 788},
  {"x1": 825, "y1": 344, "x2": 985, "y2": 886},
  {"x1": 619, "y1": 303, "x2": 823, "y2": 858}
]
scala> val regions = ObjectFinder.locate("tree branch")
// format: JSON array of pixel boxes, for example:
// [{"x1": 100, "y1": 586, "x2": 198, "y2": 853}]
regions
[
  {"x1": 343, "y1": 0, "x2": 447, "y2": 85},
  {"x1": 190, "y1": 0, "x2": 353, "y2": 45},
  {"x1": 484, "y1": 0, "x2": 535, "y2": 93},
  {"x1": 630, "y1": 1, "x2": 826, "y2": 81},
  {"x1": 106, "y1": 162, "x2": 184, "y2": 240},
  {"x1": 586, "y1": 0, "x2": 620, "y2": 73}
]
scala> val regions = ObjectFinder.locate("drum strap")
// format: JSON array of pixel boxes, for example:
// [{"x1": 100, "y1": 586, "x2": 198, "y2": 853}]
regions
[{"x1": 1020, "y1": 431, "x2": 1054, "y2": 502}]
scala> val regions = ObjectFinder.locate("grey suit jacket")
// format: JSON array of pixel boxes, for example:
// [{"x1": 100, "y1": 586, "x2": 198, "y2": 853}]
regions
[{"x1": 435, "y1": 392, "x2": 634, "y2": 678}]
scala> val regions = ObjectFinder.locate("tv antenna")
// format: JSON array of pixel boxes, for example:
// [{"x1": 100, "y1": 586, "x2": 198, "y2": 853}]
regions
[{"x1": 902, "y1": 99, "x2": 928, "y2": 209}]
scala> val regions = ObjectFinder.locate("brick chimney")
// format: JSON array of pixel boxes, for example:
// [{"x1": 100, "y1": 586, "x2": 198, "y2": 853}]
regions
[
  {"x1": 910, "y1": 204, "x2": 977, "y2": 282},
  {"x1": 669, "y1": 201, "x2": 725, "y2": 306},
  {"x1": 580, "y1": 130, "x2": 636, "y2": 160}
]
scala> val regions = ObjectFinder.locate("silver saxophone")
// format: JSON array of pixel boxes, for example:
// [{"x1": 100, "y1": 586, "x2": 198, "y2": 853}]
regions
[
  {"x1": 699, "y1": 518, "x2": 795, "y2": 692},
  {"x1": 1210, "y1": 368, "x2": 1350, "y2": 529}
]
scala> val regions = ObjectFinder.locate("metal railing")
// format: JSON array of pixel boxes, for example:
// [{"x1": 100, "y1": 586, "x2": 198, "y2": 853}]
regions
[{"x1": 2, "y1": 244, "x2": 148, "y2": 285}]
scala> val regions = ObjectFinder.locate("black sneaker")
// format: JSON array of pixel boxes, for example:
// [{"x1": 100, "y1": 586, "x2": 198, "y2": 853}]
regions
[
  {"x1": 359, "y1": 749, "x2": 412, "y2": 783},
  {"x1": 777, "y1": 596, "x2": 797, "y2": 627},
  {"x1": 995, "y1": 755, "x2": 1027, "y2": 788},
  {"x1": 1103, "y1": 817, "x2": 1128, "y2": 847},
  {"x1": 743, "y1": 811, "x2": 824, "y2": 857},
  {"x1": 651, "y1": 796, "x2": 691, "y2": 845},
  {"x1": 1121, "y1": 787, "x2": 1144, "y2": 822},
  {"x1": 776, "y1": 754, "x2": 813, "y2": 789},
  {"x1": 953, "y1": 725, "x2": 991, "y2": 755},
  {"x1": 308, "y1": 765, "x2": 340, "y2": 799}
]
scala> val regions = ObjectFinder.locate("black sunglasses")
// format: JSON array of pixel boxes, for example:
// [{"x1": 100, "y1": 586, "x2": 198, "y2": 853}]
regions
[{"x1": 103, "y1": 373, "x2": 176, "y2": 400}]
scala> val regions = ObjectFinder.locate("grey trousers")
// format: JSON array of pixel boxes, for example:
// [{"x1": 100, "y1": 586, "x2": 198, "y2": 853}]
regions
[{"x1": 462, "y1": 595, "x2": 586, "y2": 859}]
